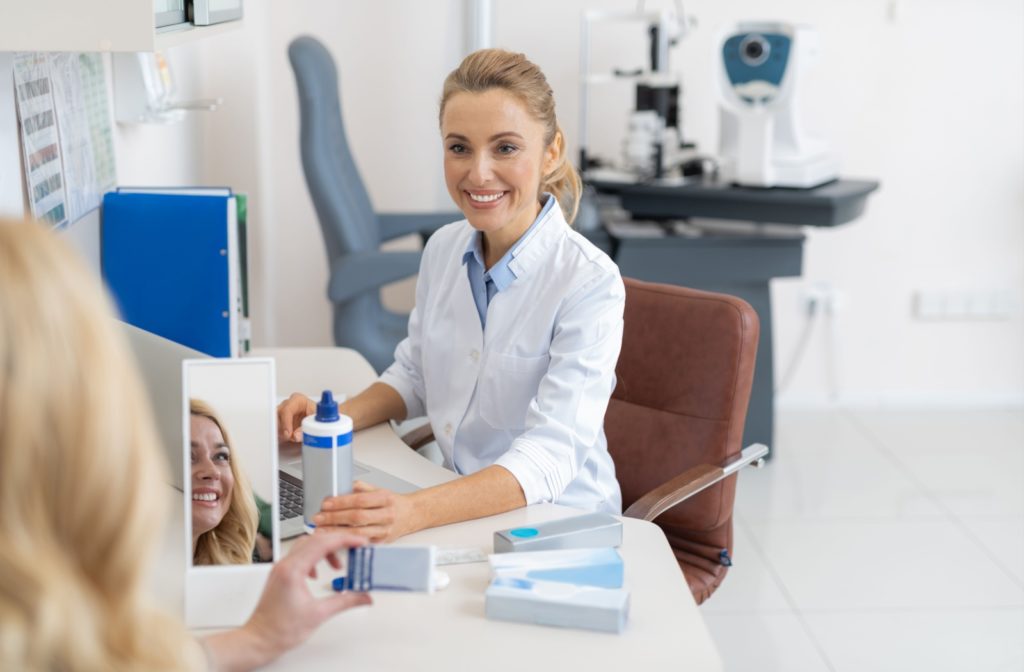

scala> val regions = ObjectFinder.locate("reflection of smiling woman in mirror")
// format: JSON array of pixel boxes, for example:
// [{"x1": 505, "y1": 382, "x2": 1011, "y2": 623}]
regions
[
  {"x1": 0, "y1": 219, "x2": 371, "y2": 671},
  {"x1": 190, "y1": 399, "x2": 259, "y2": 565}
]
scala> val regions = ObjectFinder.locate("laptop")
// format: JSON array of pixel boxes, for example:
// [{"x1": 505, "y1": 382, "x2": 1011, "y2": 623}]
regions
[
  {"x1": 278, "y1": 441, "x2": 419, "y2": 539},
  {"x1": 122, "y1": 321, "x2": 419, "y2": 538}
]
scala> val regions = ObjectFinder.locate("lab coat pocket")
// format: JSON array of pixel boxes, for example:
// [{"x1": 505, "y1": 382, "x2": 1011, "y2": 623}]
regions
[{"x1": 479, "y1": 352, "x2": 550, "y2": 430}]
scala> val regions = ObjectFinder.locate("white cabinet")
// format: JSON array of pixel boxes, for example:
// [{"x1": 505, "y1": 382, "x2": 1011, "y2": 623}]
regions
[{"x1": 0, "y1": 0, "x2": 240, "y2": 52}]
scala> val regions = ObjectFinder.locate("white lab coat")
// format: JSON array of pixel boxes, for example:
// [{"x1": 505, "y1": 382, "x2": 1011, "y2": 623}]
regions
[{"x1": 379, "y1": 202, "x2": 624, "y2": 513}]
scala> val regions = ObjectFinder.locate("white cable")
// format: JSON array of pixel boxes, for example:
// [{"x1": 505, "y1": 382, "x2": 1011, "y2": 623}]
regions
[
  {"x1": 823, "y1": 297, "x2": 840, "y2": 401},
  {"x1": 775, "y1": 299, "x2": 820, "y2": 395}
]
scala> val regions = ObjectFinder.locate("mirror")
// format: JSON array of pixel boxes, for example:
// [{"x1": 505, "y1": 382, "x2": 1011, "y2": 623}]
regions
[{"x1": 182, "y1": 357, "x2": 277, "y2": 627}]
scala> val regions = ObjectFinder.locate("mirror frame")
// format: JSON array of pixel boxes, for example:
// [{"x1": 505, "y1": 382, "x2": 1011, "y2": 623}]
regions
[{"x1": 182, "y1": 357, "x2": 279, "y2": 628}]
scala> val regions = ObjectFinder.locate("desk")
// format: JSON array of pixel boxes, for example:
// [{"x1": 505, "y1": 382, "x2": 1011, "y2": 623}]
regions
[
  {"x1": 159, "y1": 348, "x2": 722, "y2": 671},
  {"x1": 588, "y1": 177, "x2": 879, "y2": 227},
  {"x1": 585, "y1": 178, "x2": 879, "y2": 455}
]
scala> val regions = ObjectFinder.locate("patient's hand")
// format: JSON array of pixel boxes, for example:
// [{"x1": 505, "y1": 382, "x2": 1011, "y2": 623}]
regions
[
  {"x1": 204, "y1": 532, "x2": 372, "y2": 671},
  {"x1": 277, "y1": 392, "x2": 315, "y2": 443},
  {"x1": 314, "y1": 481, "x2": 418, "y2": 543}
]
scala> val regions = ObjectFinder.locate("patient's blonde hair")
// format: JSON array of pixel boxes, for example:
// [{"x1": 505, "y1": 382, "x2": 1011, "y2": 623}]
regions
[
  {"x1": 190, "y1": 398, "x2": 258, "y2": 566},
  {"x1": 0, "y1": 219, "x2": 203, "y2": 671},
  {"x1": 440, "y1": 48, "x2": 582, "y2": 224}
]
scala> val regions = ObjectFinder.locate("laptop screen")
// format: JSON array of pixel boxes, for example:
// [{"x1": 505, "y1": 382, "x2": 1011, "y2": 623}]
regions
[{"x1": 121, "y1": 321, "x2": 209, "y2": 491}]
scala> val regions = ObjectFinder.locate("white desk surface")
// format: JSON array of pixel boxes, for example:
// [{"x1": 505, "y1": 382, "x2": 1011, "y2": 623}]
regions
[{"x1": 164, "y1": 347, "x2": 723, "y2": 671}]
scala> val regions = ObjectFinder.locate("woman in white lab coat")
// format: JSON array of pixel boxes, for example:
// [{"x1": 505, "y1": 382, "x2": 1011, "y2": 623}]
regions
[{"x1": 278, "y1": 49, "x2": 625, "y2": 542}]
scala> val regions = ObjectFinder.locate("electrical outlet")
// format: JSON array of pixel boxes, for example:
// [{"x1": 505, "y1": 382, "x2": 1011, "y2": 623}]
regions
[
  {"x1": 912, "y1": 289, "x2": 1014, "y2": 321},
  {"x1": 800, "y1": 284, "x2": 842, "y2": 317}
]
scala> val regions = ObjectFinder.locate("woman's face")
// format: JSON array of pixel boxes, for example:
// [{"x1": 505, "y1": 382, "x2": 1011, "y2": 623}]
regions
[
  {"x1": 190, "y1": 414, "x2": 234, "y2": 539},
  {"x1": 441, "y1": 89, "x2": 558, "y2": 245}
]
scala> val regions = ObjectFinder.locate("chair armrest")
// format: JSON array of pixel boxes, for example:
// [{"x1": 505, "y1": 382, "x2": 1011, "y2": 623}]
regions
[
  {"x1": 623, "y1": 444, "x2": 769, "y2": 521},
  {"x1": 327, "y1": 251, "x2": 421, "y2": 304},
  {"x1": 400, "y1": 423, "x2": 436, "y2": 451},
  {"x1": 377, "y1": 212, "x2": 461, "y2": 242}
]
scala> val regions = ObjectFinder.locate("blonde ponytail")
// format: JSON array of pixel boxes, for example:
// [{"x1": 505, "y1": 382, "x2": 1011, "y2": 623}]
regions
[{"x1": 541, "y1": 126, "x2": 582, "y2": 224}]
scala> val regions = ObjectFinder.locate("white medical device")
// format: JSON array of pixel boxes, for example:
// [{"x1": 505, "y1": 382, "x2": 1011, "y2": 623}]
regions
[
  {"x1": 579, "y1": 7, "x2": 696, "y2": 181},
  {"x1": 717, "y1": 22, "x2": 838, "y2": 188}
]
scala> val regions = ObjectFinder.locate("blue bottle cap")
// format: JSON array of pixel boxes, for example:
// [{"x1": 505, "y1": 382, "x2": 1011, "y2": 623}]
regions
[
  {"x1": 316, "y1": 390, "x2": 339, "y2": 422},
  {"x1": 509, "y1": 527, "x2": 539, "y2": 538}
]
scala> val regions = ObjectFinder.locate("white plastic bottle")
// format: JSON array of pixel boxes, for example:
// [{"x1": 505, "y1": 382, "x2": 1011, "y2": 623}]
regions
[{"x1": 301, "y1": 390, "x2": 353, "y2": 530}]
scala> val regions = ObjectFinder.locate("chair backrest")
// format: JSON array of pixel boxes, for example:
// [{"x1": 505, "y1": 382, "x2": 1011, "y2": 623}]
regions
[
  {"x1": 606, "y1": 278, "x2": 759, "y2": 603},
  {"x1": 288, "y1": 35, "x2": 380, "y2": 263}
]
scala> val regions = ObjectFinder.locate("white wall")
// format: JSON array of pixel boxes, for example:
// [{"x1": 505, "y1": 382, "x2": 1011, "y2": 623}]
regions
[
  {"x1": 4, "y1": 0, "x2": 1021, "y2": 409},
  {"x1": 187, "y1": 360, "x2": 276, "y2": 503},
  {"x1": 476, "y1": 0, "x2": 1024, "y2": 408},
  {"x1": 234, "y1": 0, "x2": 1022, "y2": 408},
  {"x1": 0, "y1": 48, "x2": 205, "y2": 272},
  {"x1": 245, "y1": 0, "x2": 465, "y2": 346}
]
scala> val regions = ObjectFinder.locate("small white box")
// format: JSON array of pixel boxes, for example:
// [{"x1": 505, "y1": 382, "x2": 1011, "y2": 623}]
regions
[
  {"x1": 485, "y1": 548, "x2": 629, "y2": 634},
  {"x1": 485, "y1": 579, "x2": 629, "y2": 634},
  {"x1": 493, "y1": 512, "x2": 622, "y2": 553}
]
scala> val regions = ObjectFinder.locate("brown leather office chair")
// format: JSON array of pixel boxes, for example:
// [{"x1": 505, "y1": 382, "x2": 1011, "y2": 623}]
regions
[
  {"x1": 402, "y1": 278, "x2": 765, "y2": 604},
  {"x1": 608, "y1": 278, "x2": 763, "y2": 604}
]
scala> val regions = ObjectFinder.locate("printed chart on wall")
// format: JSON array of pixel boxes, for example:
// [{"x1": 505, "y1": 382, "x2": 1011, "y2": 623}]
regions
[{"x1": 13, "y1": 53, "x2": 116, "y2": 228}]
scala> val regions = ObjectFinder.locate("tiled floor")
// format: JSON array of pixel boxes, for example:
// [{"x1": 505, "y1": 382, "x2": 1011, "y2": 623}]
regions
[{"x1": 701, "y1": 409, "x2": 1024, "y2": 672}]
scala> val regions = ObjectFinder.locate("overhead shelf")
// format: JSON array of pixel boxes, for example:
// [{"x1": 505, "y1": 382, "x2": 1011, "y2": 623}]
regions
[{"x1": 0, "y1": 0, "x2": 241, "y2": 52}]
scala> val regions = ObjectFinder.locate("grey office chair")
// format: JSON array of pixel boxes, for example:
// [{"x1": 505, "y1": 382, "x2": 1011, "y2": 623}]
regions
[{"x1": 288, "y1": 35, "x2": 458, "y2": 372}]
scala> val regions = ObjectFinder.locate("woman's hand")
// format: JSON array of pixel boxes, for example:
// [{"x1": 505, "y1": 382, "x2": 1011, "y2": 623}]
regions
[
  {"x1": 278, "y1": 392, "x2": 315, "y2": 443},
  {"x1": 313, "y1": 481, "x2": 419, "y2": 543},
  {"x1": 204, "y1": 532, "x2": 372, "y2": 672}
]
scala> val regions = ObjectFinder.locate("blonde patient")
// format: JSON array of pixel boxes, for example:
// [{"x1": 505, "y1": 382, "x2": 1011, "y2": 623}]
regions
[
  {"x1": 190, "y1": 399, "x2": 259, "y2": 565},
  {"x1": 0, "y1": 219, "x2": 371, "y2": 672}
]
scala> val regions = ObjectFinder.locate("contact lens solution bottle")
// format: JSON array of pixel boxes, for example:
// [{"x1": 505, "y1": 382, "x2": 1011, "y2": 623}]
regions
[{"x1": 301, "y1": 390, "x2": 353, "y2": 531}]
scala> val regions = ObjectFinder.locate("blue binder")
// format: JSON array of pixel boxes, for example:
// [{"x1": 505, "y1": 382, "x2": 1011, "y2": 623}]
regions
[{"x1": 102, "y1": 187, "x2": 239, "y2": 357}]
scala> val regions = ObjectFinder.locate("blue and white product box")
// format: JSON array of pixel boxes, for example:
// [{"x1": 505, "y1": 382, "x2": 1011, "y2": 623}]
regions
[
  {"x1": 485, "y1": 548, "x2": 630, "y2": 634},
  {"x1": 334, "y1": 546, "x2": 437, "y2": 593},
  {"x1": 493, "y1": 512, "x2": 622, "y2": 553}
]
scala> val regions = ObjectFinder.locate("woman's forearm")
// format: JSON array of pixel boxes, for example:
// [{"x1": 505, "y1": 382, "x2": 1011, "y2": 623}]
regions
[
  {"x1": 406, "y1": 465, "x2": 527, "y2": 533},
  {"x1": 202, "y1": 626, "x2": 278, "y2": 672},
  {"x1": 340, "y1": 382, "x2": 408, "y2": 430}
]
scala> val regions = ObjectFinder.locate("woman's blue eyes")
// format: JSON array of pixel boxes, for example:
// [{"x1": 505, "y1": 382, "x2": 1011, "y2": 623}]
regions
[
  {"x1": 447, "y1": 143, "x2": 519, "y2": 155},
  {"x1": 191, "y1": 450, "x2": 230, "y2": 464}
]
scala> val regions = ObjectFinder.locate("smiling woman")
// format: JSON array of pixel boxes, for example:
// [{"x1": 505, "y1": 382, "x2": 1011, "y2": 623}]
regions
[
  {"x1": 190, "y1": 398, "x2": 260, "y2": 565},
  {"x1": 277, "y1": 49, "x2": 626, "y2": 546}
]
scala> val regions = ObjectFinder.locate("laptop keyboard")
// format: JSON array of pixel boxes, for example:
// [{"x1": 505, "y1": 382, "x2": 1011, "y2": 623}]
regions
[
  {"x1": 278, "y1": 463, "x2": 378, "y2": 521},
  {"x1": 279, "y1": 476, "x2": 304, "y2": 521}
]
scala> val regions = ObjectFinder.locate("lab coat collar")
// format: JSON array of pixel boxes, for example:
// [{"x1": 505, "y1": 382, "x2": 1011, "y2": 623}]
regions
[
  {"x1": 459, "y1": 194, "x2": 558, "y2": 291},
  {"x1": 507, "y1": 197, "x2": 565, "y2": 279}
]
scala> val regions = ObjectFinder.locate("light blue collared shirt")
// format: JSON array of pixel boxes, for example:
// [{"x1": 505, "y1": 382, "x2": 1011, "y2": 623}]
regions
[{"x1": 461, "y1": 194, "x2": 557, "y2": 328}]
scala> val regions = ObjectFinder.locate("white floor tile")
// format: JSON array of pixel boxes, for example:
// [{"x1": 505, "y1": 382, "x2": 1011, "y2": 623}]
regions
[
  {"x1": 847, "y1": 410, "x2": 1024, "y2": 455},
  {"x1": 803, "y1": 608, "x2": 1024, "y2": 672},
  {"x1": 714, "y1": 410, "x2": 1024, "y2": 670},
  {"x1": 848, "y1": 411, "x2": 1024, "y2": 517},
  {"x1": 702, "y1": 611, "x2": 832, "y2": 672},
  {"x1": 735, "y1": 437, "x2": 941, "y2": 522},
  {"x1": 960, "y1": 517, "x2": 1024, "y2": 586},
  {"x1": 773, "y1": 410, "x2": 883, "y2": 458},
  {"x1": 745, "y1": 519, "x2": 1024, "y2": 610},
  {"x1": 901, "y1": 453, "x2": 1023, "y2": 517},
  {"x1": 702, "y1": 523, "x2": 792, "y2": 613}
]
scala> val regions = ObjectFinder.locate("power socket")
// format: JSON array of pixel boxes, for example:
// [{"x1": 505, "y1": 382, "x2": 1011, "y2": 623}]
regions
[
  {"x1": 800, "y1": 283, "x2": 842, "y2": 317},
  {"x1": 913, "y1": 289, "x2": 1014, "y2": 321}
]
